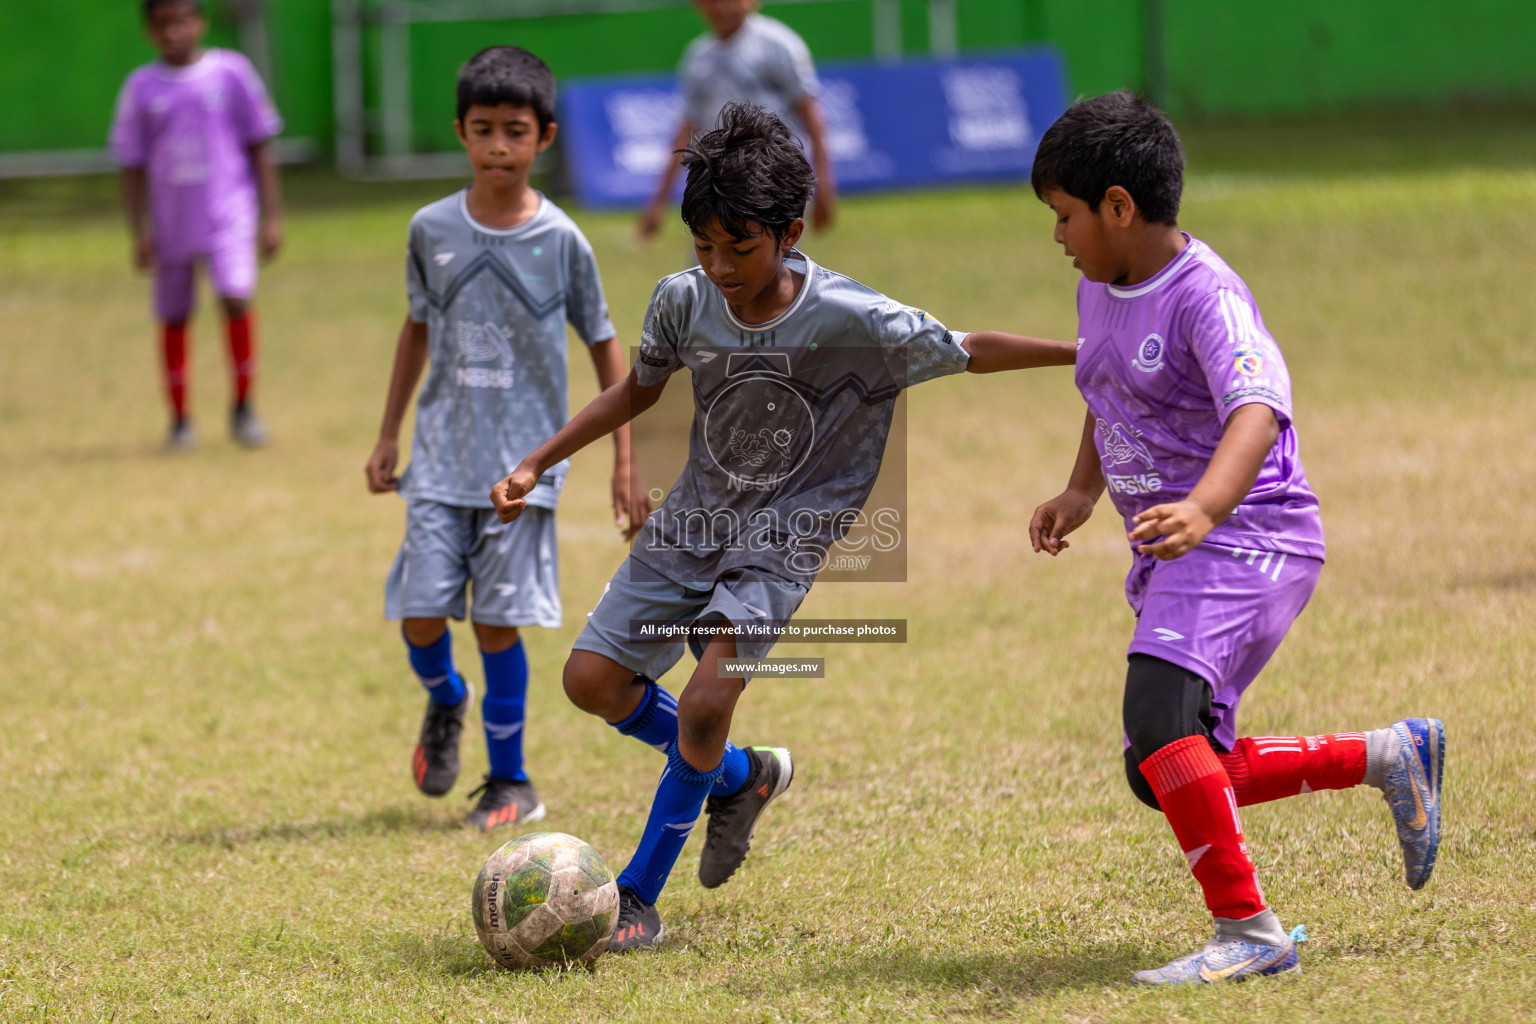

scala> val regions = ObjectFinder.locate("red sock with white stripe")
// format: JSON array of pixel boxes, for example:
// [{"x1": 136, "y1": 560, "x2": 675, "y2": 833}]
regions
[
  {"x1": 1141, "y1": 735, "x2": 1267, "y2": 921},
  {"x1": 226, "y1": 310, "x2": 256, "y2": 408},
  {"x1": 162, "y1": 322, "x2": 189, "y2": 421},
  {"x1": 1217, "y1": 733, "x2": 1368, "y2": 807}
]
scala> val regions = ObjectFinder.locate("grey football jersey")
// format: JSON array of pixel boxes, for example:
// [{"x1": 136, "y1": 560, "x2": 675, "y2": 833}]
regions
[
  {"x1": 632, "y1": 252, "x2": 969, "y2": 585},
  {"x1": 680, "y1": 13, "x2": 819, "y2": 131},
  {"x1": 403, "y1": 190, "x2": 615, "y2": 509}
]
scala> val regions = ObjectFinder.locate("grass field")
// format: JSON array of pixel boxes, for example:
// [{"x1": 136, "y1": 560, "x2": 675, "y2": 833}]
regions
[{"x1": 2, "y1": 108, "x2": 1535, "y2": 1022}]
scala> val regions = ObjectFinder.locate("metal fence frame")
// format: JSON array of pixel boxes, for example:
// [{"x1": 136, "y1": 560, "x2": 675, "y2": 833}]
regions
[{"x1": 331, "y1": 0, "x2": 958, "y2": 179}]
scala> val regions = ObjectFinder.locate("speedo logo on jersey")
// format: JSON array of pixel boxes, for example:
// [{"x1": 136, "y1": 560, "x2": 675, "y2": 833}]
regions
[
  {"x1": 1096, "y1": 417, "x2": 1162, "y2": 495},
  {"x1": 454, "y1": 320, "x2": 515, "y2": 389}
]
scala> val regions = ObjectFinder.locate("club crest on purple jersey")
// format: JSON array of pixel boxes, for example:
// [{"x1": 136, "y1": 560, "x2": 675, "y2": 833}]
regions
[{"x1": 1133, "y1": 333, "x2": 1165, "y2": 373}]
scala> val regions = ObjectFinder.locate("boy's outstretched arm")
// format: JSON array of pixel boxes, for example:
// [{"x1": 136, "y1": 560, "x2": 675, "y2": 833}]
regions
[
  {"x1": 249, "y1": 140, "x2": 283, "y2": 261},
  {"x1": 365, "y1": 315, "x2": 429, "y2": 493},
  {"x1": 1029, "y1": 409, "x2": 1106, "y2": 556},
  {"x1": 962, "y1": 332, "x2": 1077, "y2": 372},
  {"x1": 793, "y1": 96, "x2": 837, "y2": 231},
  {"x1": 122, "y1": 167, "x2": 152, "y2": 270},
  {"x1": 492, "y1": 370, "x2": 667, "y2": 523},
  {"x1": 638, "y1": 122, "x2": 694, "y2": 242},
  {"x1": 1129, "y1": 402, "x2": 1278, "y2": 560},
  {"x1": 588, "y1": 338, "x2": 652, "y2": 540}
]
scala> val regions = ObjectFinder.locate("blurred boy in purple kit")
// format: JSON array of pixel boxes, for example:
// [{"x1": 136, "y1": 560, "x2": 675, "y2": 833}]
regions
[{"x1": 110, "y1": 0, "x2": 284, "y2": 451}]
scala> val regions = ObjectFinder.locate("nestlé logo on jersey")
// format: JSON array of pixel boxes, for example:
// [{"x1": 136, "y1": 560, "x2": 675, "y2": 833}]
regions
[
  {"x1": 1096, "y1": 417, "x2": 1162, "y2": 496},
  {"x1": 454, "y1": 320, "x2": 515, "y2": 389}
]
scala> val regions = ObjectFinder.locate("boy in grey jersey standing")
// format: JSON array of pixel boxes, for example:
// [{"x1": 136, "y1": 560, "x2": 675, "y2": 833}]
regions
[
  {"x1": 493, "y1": 103, "x2": 1075, "y2": 948},
  {"x1": 365, "y1": 47, "x2": 648, "y2": 830},
  {"x1": 638, "y1": 0, "x2": 836, "y2": 241}
]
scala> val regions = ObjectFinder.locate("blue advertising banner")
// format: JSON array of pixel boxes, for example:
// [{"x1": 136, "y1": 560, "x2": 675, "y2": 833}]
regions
[{"x1": 557, "y1": 48, "x2": 1068, "y2": 209}]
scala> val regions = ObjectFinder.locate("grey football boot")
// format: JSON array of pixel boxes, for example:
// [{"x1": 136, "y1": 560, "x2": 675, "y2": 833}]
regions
[
  {"x1": 412, "y1": 682, "x2": 472, "y2": 797},
  {"x1": 608, "y1": 886, "x2": 664, "y2": 952},
  {"x1": 698, "y1": 746, "x2": 794, "y2": 888},
  {"x1": 164, "y1": 419, "x2": 195, "y2": 453},
  {"x1": 231, "y1": 404, "x2": 269, "y2": 448},
  {"x1": 465, "y1": 775, "x2": 547, "y2": 831}
]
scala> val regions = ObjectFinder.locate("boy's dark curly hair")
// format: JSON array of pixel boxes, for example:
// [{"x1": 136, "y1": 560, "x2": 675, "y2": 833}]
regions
[
  {"x1": 143, "y1": 0, "x2": 203, "y2": 19},
  {"x1": 680, "y1": 101, "x2": 816, "y2": 242}
]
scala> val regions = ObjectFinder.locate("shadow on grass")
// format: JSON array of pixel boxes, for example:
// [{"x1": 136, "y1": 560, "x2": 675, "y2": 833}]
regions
[
  {"x1": 398, "y1": 925, "x2": 1148, "y2": 1005},
  {"x1": 169, "y1": 804, "x2": 465, "y2": 849},
  {"x1": 27, "y1": 442, "x2": 165, "y2": 467},
  {"x1": 1453, "y1": 568, "x2": 1536, "y2": 592},
  {"x1": 399, "y1": 932, "x2": 500, "y2": 978},
  {"x1": 399, "y1": 932, "x2": 607, "y2": 982},
  {"x1": 723, "y1": 942, "x2": 1147, "y2": 1006}
]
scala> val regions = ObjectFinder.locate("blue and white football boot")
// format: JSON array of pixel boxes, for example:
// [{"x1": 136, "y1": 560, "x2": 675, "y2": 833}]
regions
[
  {"x1": 1383, "y1": 717, "x2": 1445, "y2": 890},
  {"x1": 1132, "y1": 926, "x2": 1305, "y2": 986}
]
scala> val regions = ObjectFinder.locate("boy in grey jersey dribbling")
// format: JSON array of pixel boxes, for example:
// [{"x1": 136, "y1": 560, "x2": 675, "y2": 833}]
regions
[
  {"x1": 365, "y1": 47, "x2": 648, "y2": 831},
  {"x1": 492, "y1": 102, "x2": 1076, "y2": 949}
]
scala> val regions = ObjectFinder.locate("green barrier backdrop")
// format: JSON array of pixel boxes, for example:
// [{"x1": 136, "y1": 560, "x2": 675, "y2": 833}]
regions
[{"x1": 1, "y1": 0, "x2": 1532, "y2": 156}]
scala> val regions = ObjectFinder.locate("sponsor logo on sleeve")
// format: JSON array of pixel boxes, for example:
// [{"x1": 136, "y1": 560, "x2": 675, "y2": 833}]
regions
[
  {"x1": 1233, "y1": 345, "x2": 1264, "y2": 376},
  {"x1": 1222, "y1": 385, "x2": 1283, "y2": 408}
]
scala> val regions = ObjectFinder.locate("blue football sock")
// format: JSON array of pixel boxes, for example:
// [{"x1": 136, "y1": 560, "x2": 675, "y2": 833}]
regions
[
  {"x1": 615, "y1": 741, "x2": 723, "y2": 904},
  {"x1": 610, "y1": 678, "x2": 749, "y2": 796},
  {"x1": 610, "y1": 677, "x2": 677, "y2": 751},
  {"x1": 481, "y1": 640, "x2": 530, "y2": 782},
  {"x1": 716, "y1": 741, "x2": 750, "y2": 795},
  {"x1": 405, "y1": 627, "x2": 466, "y2": 706}
]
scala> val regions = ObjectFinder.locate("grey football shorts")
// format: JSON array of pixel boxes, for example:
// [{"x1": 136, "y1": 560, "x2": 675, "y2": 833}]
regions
[
  {"x1": 572, "y1": 556, "x2": 808, "y2": 683},
  {"x1": 384, "y1": 500, "x2": 560, "y2": 628}
]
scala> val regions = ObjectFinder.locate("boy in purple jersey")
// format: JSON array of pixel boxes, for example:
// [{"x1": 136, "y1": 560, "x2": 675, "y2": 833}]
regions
[
  {"x1": 110, "y1": 0, "x2": 284, "y2": 451},
  {"x1": 1026, "y1": 92, "x2": 1445, "y2": 985}
]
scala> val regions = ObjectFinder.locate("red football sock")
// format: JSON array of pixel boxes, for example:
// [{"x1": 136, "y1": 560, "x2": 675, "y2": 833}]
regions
[
  {"x1": 162, "y1": 322, "x2": 188, "y2": 421},
  {"x1": 1141, "y1": 735, "x2": 1266, "y2": 921},
  {"x1": 1218, "y1": 733, "x2": 1368, "y2": 807},
  {"x1": 226, "y1": 310, "x2": 256, "y2": 407}
]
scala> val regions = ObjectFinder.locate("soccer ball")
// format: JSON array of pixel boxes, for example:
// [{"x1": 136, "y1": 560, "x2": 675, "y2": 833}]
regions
[{"x1": 471, "y1": 832, "x2": 619, "y2": 970}]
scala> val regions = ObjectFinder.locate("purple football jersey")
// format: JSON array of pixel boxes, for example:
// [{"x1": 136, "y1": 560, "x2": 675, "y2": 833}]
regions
[
  {"x1": 1075, "y1": 236, "x2": 1326, "y2": 577},
  {"x1": 109, "y1": 49, "x2": 282, "y2": 263}
]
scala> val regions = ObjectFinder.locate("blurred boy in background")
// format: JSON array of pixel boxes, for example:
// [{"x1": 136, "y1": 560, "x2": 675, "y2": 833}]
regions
[
  {"x1": 110, "y1": 0, "x2": 284, "y2": 451},
  {"x1": 638, "y1": 0, "x2": 836, "y2": 242}
]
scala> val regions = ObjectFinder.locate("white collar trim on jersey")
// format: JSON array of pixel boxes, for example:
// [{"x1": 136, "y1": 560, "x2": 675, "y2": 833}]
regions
[
  {"x1": 720, "y1": 250, "x2": 814, "y2": 332},
  {"x1": 153, "y1": 51, "x2": 217, "y2": 81},
  {"x1": 1106, "y1": 234, "x2": 1196, "y2": 299},
  {"x1": 458, "y1": 190, "x2": 546, "y2": 236}
]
